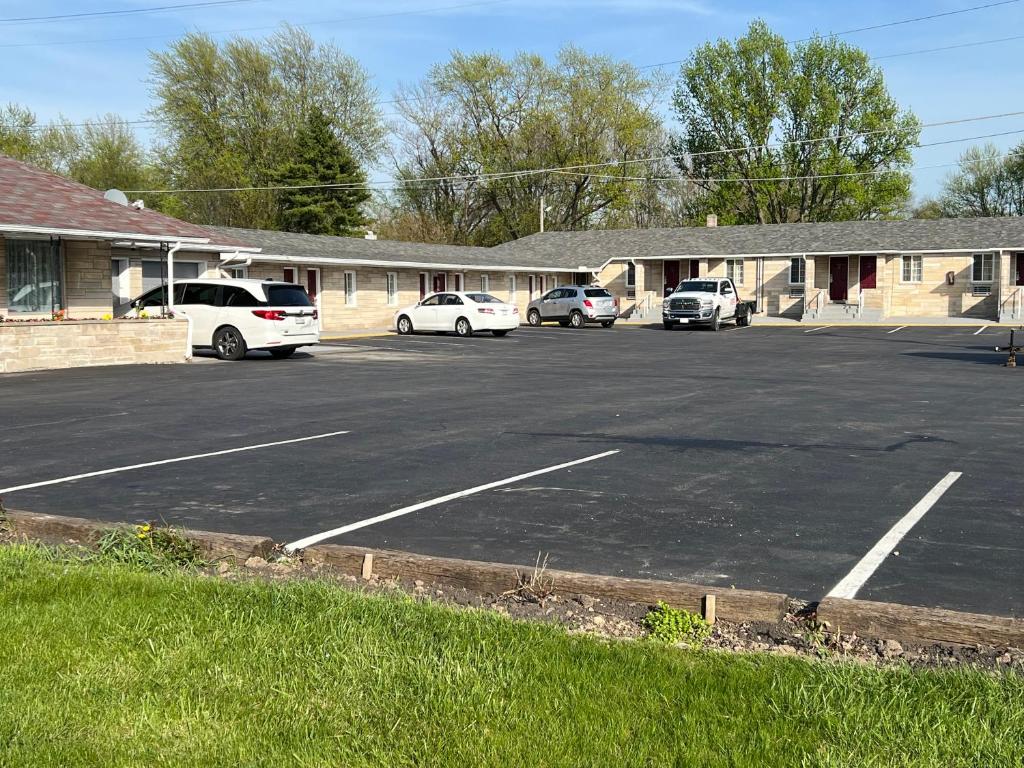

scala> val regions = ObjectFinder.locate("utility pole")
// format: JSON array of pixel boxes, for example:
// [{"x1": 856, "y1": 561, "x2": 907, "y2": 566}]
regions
[{"x1": 540, "y1": 195, "x2": 545, "y2": 233}]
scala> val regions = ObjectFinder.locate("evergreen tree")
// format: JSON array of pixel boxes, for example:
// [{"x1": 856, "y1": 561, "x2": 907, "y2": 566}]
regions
[{"x1": 272, "y1": 108, "x2": 370, "y2": 236}]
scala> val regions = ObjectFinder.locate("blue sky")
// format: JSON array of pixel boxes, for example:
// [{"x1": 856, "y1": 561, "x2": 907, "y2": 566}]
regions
[{"x1": 2, "y1": 0, "x2": 1024, "y2": 199}]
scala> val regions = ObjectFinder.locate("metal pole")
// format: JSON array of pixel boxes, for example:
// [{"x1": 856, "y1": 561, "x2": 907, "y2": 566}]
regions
[{"x1": 540, "y1": 195, "x2": 545, "y2": 233}]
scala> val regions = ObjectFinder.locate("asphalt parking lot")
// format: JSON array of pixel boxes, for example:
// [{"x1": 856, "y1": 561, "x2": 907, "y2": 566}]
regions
[{"x1": 1, "y1": 322, "x2": 1021, "y2": 617}]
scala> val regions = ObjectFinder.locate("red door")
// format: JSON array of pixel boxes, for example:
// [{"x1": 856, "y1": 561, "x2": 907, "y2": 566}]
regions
[
  {"x1": 419, "y1": 273, "x2": 428, "y2": 298},
  {"x1": 1017, "y1": 255, "x2": 1024, "y2": 286},
  {"x1": 283, "y1": 267, "x2": 296, "y2": 284},
  {"x1": 432, "y1": 273, "x2": 446, "y2": 293},
  {"x1": 829, "y1": 257, "x2": 849, "y2": 302},
  {"x1": 306, "y1": 269, "x2": 318, "y2": 303},
  {"x1": 689, "y1": 260, "x2": 700, "y2": 278},
  {"x1": 663, "y1": 261, "x2": 679, "y2": 295},
  {"x1": 859, "y1": 256, "x2": 877, "y2": 289}
]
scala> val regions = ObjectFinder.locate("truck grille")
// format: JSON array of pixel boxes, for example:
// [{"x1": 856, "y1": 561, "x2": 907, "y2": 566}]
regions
[{"x1": 669, "y1": 298, "x2": 701, "y2": 311}]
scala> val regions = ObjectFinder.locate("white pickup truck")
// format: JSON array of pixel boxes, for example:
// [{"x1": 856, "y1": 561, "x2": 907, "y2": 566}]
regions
[{"x1": 662, "y1": 277, "x2": 754, "y2": 331}]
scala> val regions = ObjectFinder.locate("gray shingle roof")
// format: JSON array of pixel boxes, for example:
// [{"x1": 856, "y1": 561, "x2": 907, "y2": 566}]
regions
[
  {"x1": 206, "y1": 226, "x2": 569, "y2": 271},
  {"x1": 211, "y1": 217, "x2": 1024, "y2": 272},
  {"x1": 491, "y1": 217, "x2": 1024, "y2": 267}
]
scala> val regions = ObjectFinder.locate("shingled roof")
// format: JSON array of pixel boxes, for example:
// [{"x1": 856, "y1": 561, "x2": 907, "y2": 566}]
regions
[
  {"x1": 206, "y1": 226, "x2": 574, "y2": 271},
  {"x1": 491, "y1": 217, "x2": 1024, "y2": 267},
  {"x1": 0, "y1": 154, "x2": 253, "y2": 249}
]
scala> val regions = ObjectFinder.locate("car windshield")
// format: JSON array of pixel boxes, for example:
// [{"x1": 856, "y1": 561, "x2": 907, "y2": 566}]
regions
[
  {"x1": 583, "y1": 288, "x2": 612, "y2": 298},
  {"x1": 465, "y1": 293, "x2": 502, "y2": 303},
  {"x1": 675, "y1": 281, "x2": 719, "y2": 294},
  {"x1": 266, "y1": 284, "x2": 312, "y2": 306}
]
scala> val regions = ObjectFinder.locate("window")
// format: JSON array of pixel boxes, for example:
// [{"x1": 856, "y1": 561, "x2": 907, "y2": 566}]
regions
[
  {"x1": 344, "y1": 271, "x2": 357, "y2": 306},
  {"x1": 584, "y1": 288, "x2": 613, "y2": 298},
  {"x1": 626, "y1": 262, "x2": 636, "y2": 288},
  {"x1": 508, "y1": 274, "x2": 517, "y2": 303},
  {"x1": 266, "y1": 284, "x2": 312, "y2": 307},
  {"x1": 972, "y1": 253, "x2": 994, "y2": 283},
  {"x1": 386, "y1": 272, "x2": 398, "y2": 306},
  {"x1": 573, "y1": 272, "x2": 589, "y2": 286},
  {"x1": 901, "y1": 255, "x2": 923, "y2": 283},
  {"x1": 142, "y1": 259, "x2": 200, "y2": 293},
  {"x1": 6, "y1": 239, "x2": 62, "y2": 313},
  {"x1": 226, "y1": 266, "x2": 247, "y2": 279},
  {"x1": 420, "y1": 294, "x2": 441, "y2": 306},
  {"x1": 441, "y1": 294, "x2": 464, "y2": 306},
  {"x1": 466, "y1": 293, "x2": 501, "y2": 303},
  {"x1": 180, "y1": 283, "x2": 218, "y2": 305},
  {"x1": 480, "y1": 274, "x2": 489, "y2": 292},
  {"x1": 726, "y1": 258, "x2": 745, "y2": 284},
  {"x1": 789, "y1": 257, "x2": 805, "y2": 285},
  {"x1": 222, "y1": 286, "x2": 259, "y2": 307}
]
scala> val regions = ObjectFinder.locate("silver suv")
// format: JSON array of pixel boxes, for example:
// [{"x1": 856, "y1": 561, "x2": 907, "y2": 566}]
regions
[{"x1": 526, "y1": 286, "x2": 618, "y2": 328}]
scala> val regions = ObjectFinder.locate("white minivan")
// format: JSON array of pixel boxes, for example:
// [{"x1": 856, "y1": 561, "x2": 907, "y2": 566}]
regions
[{"x1": 128, "y1": 278, "x2": 320, "y2": 360}]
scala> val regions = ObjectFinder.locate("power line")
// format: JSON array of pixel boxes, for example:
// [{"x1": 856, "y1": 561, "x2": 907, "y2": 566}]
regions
[
  {"x1": 0, "y1": 0, "x2": 264, "y2": 26},
  {"x1": 789, "y1": 0, "x2": 1022, "y2": 43},
  {"x1": 871, "y1": 33, "x2": 1024, "y2": 60},
  {"x1": 121, "y1": 123, "x2": 1024, "y2": 194},
  {"x1": 0, "y1": 0, "x2": 514, "y2": 48}
]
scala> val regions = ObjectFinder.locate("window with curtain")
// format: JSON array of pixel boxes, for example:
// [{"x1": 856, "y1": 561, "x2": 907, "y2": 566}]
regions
[{"x1": 6, "y1": 239, "x2": 63, "y2": 313}]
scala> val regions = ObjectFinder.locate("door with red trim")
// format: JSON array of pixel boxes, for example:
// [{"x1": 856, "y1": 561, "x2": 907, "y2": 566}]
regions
[
  {"x1": 1017, "y1": 254, "x2": 1024, "y2": 286},
  {"x1": 689, "y1": 260, "x2": 700, "y2": 279},
  {"x1": 432, "y1": 273, "x2": 447, "y2": 293},
  {"x1": 663, "y1": 261, "x2": 679, "y2": 295},
  {"x1": 829, "y1": 257, "x2": 849, "y2": 302},
  {"x1": 306, "y1": 268, "x2": 321, "y2": 328}
]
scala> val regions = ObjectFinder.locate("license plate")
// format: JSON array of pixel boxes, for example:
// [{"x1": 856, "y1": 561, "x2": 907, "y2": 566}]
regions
[
  {"x1": 295, "y1": 317, "x2": 308, "y2": 326},
  {"x1": 678, "y1": 318, "x2": 690, "y2": 324}
]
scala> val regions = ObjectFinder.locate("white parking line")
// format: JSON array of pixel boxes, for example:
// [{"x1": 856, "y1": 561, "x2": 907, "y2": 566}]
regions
[
  {"x1": 0, "y1": 431, "x2": 351, "y2": 495},
  {"x1": 804, "y1": 326, "x2": 832, "y2": 333},
  {"x1": 285, "y1": 449, "x2": 621, "y2": 551},
  {"x1": 827, "y1": 471, "x2": 962, "y2": 600},
  {"x1": 886, "y1": 326, "x2": 907, "y2": 334},
  {"x1": 974, "y1": 326, "x2": 989, "y2": 335}
]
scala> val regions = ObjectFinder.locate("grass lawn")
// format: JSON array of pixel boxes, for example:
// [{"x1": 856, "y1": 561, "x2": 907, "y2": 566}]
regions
[{"x1": 0, "y1": 544, "x2": 1022, "y2": 767}]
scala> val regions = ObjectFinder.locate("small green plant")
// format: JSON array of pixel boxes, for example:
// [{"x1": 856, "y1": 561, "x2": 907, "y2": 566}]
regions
[
  {"x1": 96, "y1": 524, "x2": 205, "y2": 571},
  {"x1": 642, "y1": 601, "x2": 711, "y2": 645}
]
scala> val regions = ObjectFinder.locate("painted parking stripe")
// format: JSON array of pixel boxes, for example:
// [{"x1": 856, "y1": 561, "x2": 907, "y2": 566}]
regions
[
  {"x1": 886, "y1": 326, "x2": 907, "y2": 334},
  {"x1": 827, "y1": 471, "x2": 962, "y2": 600},
  {"x1": 0, "y1": 431, "x2": 351, "y2": 495},
  {"x1": 804, "y1": 326, "x2": 832, "y2": 333},
  {"x1": 974, "y1": 326, "x2": 989, "y2": 335},
  {"x1": 285, "y1": 449, "x2": 621, "y2": 551}
]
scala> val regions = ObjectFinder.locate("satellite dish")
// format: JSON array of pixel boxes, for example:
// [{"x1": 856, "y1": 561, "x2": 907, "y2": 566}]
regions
[{"x1": 104, "y1": 188, "x2": 129, "y2": 206}]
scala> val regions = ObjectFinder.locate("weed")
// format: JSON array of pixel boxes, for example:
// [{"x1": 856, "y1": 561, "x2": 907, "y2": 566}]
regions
[
  {"x1": 643, "y1": 601, "x2": 711, "y2": 645},
  {"x1": 96, "y1": 524, "x2": 205, "y2": 571},
  {"x1": 503, "y1": 552, "x2": 555, "y2": 605}
]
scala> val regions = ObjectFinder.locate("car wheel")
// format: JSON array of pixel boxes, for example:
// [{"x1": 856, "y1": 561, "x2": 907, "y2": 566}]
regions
[
  {"x1": 213, "y1": 326, "x2": 247, "y2": 361},
  {"x1": 569, "y1": 310, "x2": 585, "y2": 329},
  {"x1": 397, "y1": 315, "x2": 413, "y2": 335},
  {"x1": 455, "y1": 317, "x2": 473, "y2": 337},
  {"x1": 269, "y1": 347, "x2": 297, "y2": 359},
  {"x1": 492, "y1": 330, "x2": 509, "y2": 337},
  {"x1": 527, "y1": 309, "x2": 542, "y2": 326},
  {"x1": 600, "y1": 320, "x2": 614, "y2": 328},
  {"x1": 709, "y1": 308, "x2": 720, "y2": 332},
  {"x1": 737, "y1": 307, "x2": 752, "y2": 327},
  {"x1": 663, "y1": 321, "x2": 676, "y2": 330}
]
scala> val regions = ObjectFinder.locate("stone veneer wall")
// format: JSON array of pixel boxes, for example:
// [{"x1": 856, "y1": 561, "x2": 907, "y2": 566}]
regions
[{"x1": 0, "y1": 319, "x2": 189, "y2": 373}]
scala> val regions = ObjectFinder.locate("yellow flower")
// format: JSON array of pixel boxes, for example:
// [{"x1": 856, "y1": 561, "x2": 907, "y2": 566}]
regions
[{"x1": 137, "y1": 533, "x2": 146, "y2": 540}]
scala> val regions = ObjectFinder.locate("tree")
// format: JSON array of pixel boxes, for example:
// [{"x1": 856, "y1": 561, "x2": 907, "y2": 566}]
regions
[
  {"x1": 148, "y1": 25, "x2": 384, "y2": 228},
  {"x1": 389, "y1": 46, "x2": 670, "y2": 245},
  {"x1": 270, "y1": 108, "x2": 369, "y2": 235},
  {"x1": 909, "y1": 198, "x2": 944, "y2": 220},
  {"x1": 939, "y1": 142, "x2": 1024, "y2": 217},
  {"x1": 670, "y1": 20, "x2": 919, "y2": 224}
]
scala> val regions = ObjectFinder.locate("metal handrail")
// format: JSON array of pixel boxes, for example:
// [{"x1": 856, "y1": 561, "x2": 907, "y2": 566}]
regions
[{"x1": 633, "y1": 290, "x2": 656, "y2": 316}]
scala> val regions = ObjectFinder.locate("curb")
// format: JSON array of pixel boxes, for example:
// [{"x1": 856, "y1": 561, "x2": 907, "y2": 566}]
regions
[{"x1": 3, "y1": 510, "x2": 1022, "y2": 649}]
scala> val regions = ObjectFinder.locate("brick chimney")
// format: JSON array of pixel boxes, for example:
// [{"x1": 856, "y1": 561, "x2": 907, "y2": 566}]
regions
[{"x1": 706, "y1": 214, "x2": 718, "y2": 228}]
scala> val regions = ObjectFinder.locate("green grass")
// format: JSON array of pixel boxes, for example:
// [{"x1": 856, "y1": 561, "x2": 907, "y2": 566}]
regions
[{"x1": 0, "y1": 545, "x2": 1022, "y2": 767}]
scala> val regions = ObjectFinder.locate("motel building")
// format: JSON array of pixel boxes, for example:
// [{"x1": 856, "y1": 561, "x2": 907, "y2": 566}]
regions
[{"x1": 4, "y1": 152, "x2": 1024, "y2": 372}]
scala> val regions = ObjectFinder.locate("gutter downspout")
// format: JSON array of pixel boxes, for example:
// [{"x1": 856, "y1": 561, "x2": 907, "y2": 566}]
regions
[{"x1": 165, "y1": 241, "x2": 191, "y2": 361}]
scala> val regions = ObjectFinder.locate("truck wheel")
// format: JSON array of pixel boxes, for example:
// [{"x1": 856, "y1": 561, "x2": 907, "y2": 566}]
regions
[
  {"x1": 663, "y1": 320, "x2": 676, "y2": 330},
  {"x1": 600, "y1": 320, "x2": 614, "y2": 328},
  {"x1": 709, "y1": 308, "x2": 720, "y2": 332},
  {"x1": 737, "y1": 307, "x2": 752, "y2": 327}
]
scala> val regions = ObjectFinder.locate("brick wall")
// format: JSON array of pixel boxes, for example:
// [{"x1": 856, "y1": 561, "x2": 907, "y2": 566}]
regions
[
  {"x1": 880, "y1": 253, "x2": 998, "y2": 319},
  {"x1": 0, "y1": 319, "x2": 189, "y2": 373},
  {"x1": 64, "y1": 240, "x2": 113, "y2": 317}
]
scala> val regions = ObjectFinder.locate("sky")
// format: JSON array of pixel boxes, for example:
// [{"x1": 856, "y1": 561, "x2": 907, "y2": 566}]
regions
[{"x1": 2, "y1": 0, "x2": 1024, "y2": 200}]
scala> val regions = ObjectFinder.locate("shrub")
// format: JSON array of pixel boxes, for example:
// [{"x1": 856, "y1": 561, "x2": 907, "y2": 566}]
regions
[
  {"x1": 96, "y1": 524, "x2": 205, "y2": 571},
  {"x1": 643, "y1": 601, "x2": 711, "y2": 645}
]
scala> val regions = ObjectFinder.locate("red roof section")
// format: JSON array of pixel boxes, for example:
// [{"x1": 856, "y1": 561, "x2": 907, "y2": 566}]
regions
[{"x1": 0, "y1": 154, "x2": 253, "y2": 248}]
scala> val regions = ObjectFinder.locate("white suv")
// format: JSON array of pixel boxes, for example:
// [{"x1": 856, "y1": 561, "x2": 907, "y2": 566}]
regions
[{"x1": 129, "y1": 278, "x2": 320, "y2": 360}]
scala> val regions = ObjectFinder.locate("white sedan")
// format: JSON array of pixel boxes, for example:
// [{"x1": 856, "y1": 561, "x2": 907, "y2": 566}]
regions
[{"x1": 394, "y1": 291, "x2": 519, "y2": 337}]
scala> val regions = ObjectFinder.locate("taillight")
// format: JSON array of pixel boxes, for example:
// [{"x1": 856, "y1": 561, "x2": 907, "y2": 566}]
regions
[
  {"x1": 583, "y1": 299, "x2": 593, "y2": 308},
  {"x1": 252, "y1": 309, "x2": 285, "y2": 321},
  {"x1": 478, "y1": 308, "x2": 495, "y2": 314}
]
